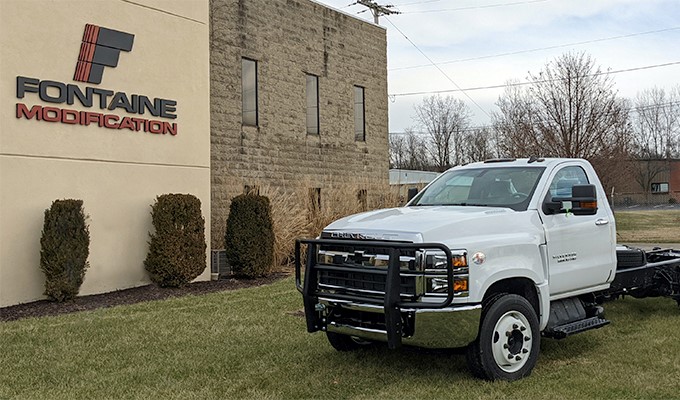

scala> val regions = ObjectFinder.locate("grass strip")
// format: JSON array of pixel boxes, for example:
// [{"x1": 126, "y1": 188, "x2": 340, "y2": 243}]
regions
[{"x1": 1, "y1": 277, "x2": 679, "y2": 399}]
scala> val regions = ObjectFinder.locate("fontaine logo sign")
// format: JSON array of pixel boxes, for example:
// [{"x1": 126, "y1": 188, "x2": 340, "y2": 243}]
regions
[
  {"x1": 16, "y1": 24, "x2": 178, "y2": 136},
  {"x1": 74, "y1": 24, "x2": 135, "y2": 85}
]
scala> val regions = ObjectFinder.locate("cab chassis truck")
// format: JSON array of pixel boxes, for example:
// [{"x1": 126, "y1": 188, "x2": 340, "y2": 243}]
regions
[{"x1": 294, "y1": 158, "x2": 680, "y2": 381}]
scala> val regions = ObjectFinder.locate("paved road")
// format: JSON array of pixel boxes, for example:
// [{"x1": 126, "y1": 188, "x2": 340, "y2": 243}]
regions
[
  {"x1": 620, "y1": 243, "x2": 680, "y2": 251},
  {"x1": 613, "y1": 204, "x2": 679, "y2": 211}
]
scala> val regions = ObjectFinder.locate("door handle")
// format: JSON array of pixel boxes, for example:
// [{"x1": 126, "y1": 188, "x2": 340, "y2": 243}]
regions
[{"x1": 595, "y1": 219, "x2": 609, "y2": 226}]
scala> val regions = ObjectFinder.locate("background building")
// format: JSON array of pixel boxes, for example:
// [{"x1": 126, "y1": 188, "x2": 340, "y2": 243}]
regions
[
  {"x1": 389, "y1": 169, "x2": 439, "y2": 199},
  {"x1": 612, "y1": 159, "x2": 680, "y2": 206},
  {"x1": 210, "y1": 0, "x2": 389, "y2": 248},
  {"x1": 0, "y1": 1, "x2": 211, "y2": 307},
  {"x1": 0, "y1": 0, "x2": 388, "y2": 306}
]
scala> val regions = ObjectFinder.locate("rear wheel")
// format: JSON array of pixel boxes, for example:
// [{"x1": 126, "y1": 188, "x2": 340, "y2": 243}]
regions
[
  {"x1": 326, "y1": 332, "x2": 373, "y2": 351},
  {"x1": 466, "y1": 294, "x2": 540, "y2": 381}
]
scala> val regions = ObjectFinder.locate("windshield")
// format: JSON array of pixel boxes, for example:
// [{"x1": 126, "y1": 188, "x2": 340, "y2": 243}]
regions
[{"x1": 409, "y1": 166, "x2": 545, "y2": 211}]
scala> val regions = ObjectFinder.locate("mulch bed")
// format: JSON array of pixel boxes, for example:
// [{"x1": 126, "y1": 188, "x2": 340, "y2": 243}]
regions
[{"x1": 0, "y1": 272, "x2": 289, "y2": 322}]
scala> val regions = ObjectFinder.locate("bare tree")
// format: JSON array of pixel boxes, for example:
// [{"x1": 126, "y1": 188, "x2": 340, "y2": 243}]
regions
[
  {"x1": 403, "y1": 128, "x2": 430, "y2": 170},
  {"x1": 627, "y1": 86, "x2": 679, "y2": 201},
  {"x1": 389, "y1": 129, "x2": 430, "y2": 170},
  {"x1": 414, "y1": 95, "x2": 471, "y2": 171},
  {"x1": 460, "y1": 126, "x2": 498, "y2": 164},
  {"x1": 389, "y1": 133, "x2": 406, "y2": 169},
  {"x1": 493, "y1": 52, "x2": 632, "y2": 191},
  {"x1": 494, "y1": 82, "x2": 539, "y2": 157},
  {"x1": 631, "y1": 86, "x2": 680, "y2": 158}
]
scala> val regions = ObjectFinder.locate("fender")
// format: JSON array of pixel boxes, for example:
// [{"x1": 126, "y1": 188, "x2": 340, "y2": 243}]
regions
[{"x1": 475, "y1": 268, "x2": 550, "y2": 329}]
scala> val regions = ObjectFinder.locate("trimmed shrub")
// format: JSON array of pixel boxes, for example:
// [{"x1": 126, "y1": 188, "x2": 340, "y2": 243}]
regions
[
  {"x1": 225, "y1": 194, "x2": 275, "y2": 278},
  {"x1": 40, "y1": 199, "x2": 90, "y2": 302},
  {"x1": 145, "y1": 194, "x2": 207, "y2": 287}
]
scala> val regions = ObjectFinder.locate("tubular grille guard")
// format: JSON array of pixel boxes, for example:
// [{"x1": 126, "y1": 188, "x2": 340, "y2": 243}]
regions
[{"x1": 295, "y1": 238, "x2": 455, "y2": 349}]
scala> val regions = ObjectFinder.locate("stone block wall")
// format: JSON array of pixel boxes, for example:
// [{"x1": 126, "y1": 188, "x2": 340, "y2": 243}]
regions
[{"x1": 210, "y1": 0, "x2": 389, "y2": 247}]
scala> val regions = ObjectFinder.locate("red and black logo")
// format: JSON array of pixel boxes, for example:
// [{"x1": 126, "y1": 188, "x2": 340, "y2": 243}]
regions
[{"x1": 74, "y1": 24, "x2": 134, "y2": 85}]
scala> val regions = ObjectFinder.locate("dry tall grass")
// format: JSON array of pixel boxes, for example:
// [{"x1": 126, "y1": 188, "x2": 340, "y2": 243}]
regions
[
  {"x1": 258, "y1": 185, "x2": 310, "y2": 270},
  {"x1": 254, "y1": 178, "x2": 404, "y2": 271}
]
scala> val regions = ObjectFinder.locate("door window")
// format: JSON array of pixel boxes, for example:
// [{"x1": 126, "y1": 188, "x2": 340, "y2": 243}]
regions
[{"x1": 548, "y1": 166, "x2": 589, "y2": 198}]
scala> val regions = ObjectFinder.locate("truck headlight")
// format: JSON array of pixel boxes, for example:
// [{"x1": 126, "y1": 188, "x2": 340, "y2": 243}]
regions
[
  {"x1": 427, "y1": 276, "x2": 469, "y2": 294},
  {"x1": 424, "y1": 250, "x2": 469, "y2": 296},
  {"x1": 425, "y1": 253, "x2": 467, "y2": 269}
]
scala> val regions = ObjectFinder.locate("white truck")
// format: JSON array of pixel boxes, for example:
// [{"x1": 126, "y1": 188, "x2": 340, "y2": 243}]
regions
[{"x1": 295, "y1": 157, "x2": 680, "y2": 381}]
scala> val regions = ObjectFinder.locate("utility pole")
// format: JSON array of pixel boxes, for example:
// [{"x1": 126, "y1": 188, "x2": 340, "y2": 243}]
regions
[{"x1": 356, "y1": 0, "x2": 400, "y2": 24}]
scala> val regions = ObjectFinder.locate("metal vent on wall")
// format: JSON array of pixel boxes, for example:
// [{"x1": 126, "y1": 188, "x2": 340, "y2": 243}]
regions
[{"x1": 211, "y1": 250, "x2": 231, "y2": 277}]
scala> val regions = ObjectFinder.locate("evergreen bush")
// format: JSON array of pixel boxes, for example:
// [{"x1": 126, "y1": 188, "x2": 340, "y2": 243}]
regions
[
  {"x1": 145, "y1": 194, "x2": 207, "y2": 287},
  {"x1": 225, "y1": 194, "x2": 275, "y2": 278},
  {"x1": 40, "y1": 199, "x2": 90, "y2": 302}
]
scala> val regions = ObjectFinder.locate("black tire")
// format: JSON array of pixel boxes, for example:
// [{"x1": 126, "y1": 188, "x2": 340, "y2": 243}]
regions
[
  {"x1": 326, "y1": 332, "x2": 373, "y2": 351},
  {"x1": 616, "y1": 247, "x2": 646, "y2": 269},
  {"x1": 466, "y1": 294, "x2": 540, "y2": 381},
  {"x1": 466, "y1": 292, "x2": 505, "y2": 379}
]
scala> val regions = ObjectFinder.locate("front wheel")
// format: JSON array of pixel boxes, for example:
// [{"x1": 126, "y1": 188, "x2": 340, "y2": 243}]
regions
[{"x1": 466, "y1": 294, "x2": 540, "y2": 381}]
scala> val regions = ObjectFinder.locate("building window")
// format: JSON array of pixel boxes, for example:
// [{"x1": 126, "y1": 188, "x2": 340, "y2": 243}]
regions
[
  {"x1": 651, "y1": 182, "x2": 669, "y2": 194},
  {"x1": 306, "y1": 74, "x2": 319, "y2": 135},
  {"x1": 354, "y1": 85, "x2": 365, "y2": 141},
  {"x1": 357, "y1": 189, "x2": 367, "y2": 210},
  {"x1": 309, "y1": 188, "x2": 321, "y2": 215},
  {"x1": 242, "y1": 58, "x2": 258, "y2": 126}
]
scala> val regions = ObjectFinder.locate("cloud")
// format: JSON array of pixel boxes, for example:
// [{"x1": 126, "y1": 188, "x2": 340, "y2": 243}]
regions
[{"x1": 318, "y1": 0, "x2": 680, "y2": 127}]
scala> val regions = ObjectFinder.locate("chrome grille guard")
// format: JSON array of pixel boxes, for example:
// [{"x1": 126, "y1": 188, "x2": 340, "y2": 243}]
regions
[{"x1": 295, "y1": 238, "x2": 455, "y2": 349}]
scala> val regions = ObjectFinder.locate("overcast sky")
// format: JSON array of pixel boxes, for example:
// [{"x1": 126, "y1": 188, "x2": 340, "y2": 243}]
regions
[{"x1": 314, "y1": 0, "x2": 680, "y2": 133}]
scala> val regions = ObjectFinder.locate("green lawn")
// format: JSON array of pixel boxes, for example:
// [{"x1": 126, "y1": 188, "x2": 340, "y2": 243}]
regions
[
  {"x1": 2, "y1": 277, "x2": 679, "y2": 399},
  {"x1": 615, "y1": 210, "x2": 680, "y2": 243}
]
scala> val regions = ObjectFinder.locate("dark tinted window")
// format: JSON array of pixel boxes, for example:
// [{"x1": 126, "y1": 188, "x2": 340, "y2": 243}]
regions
[
  {"x1": 242, "y1": 58, "x2": 257, "y2": 126},
  {"x1": 306, "y1": 74, "x2": 319, "y2": 135},
  {"x1": 354, "y1": 86, "x2": 365, "y2": 141}
]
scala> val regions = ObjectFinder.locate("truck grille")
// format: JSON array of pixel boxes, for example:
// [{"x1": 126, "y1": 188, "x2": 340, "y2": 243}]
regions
[
  {"x1": 315, "y1": 242, "x2": 419, "y2": 299},
  {"x1": 319, "y1": 269, "x2": 417, "y2": 296}
]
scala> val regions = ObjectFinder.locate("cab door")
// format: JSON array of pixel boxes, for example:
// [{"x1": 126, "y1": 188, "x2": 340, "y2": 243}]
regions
[{"x1": 540, "y1": 164, "x2": 615, "y2": 296}]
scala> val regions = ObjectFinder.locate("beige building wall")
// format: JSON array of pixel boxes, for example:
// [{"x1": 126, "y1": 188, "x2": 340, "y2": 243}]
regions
[
  {"x1": 0, "y1": 0, "x2": 211, "y2": 306},
  {"x1": 210, "y1": 0, "x2": 389, "y2": 248}
]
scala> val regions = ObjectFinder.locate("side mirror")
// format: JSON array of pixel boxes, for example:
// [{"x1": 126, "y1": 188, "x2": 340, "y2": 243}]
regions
[
  {"x1": 407, "y1": 187, "x2": 419, "y2": 202},
  {"x1": 544, "y1": 184, "x2": 598, "y2": 216}
]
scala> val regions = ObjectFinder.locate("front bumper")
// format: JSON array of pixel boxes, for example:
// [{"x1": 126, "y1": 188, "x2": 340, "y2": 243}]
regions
[
  {"x1": 324, "y1": 300, "x2": 481, "y2": 348},
  {"x1": 295, "y1": 238, "x2": 480, "y2": 349}
]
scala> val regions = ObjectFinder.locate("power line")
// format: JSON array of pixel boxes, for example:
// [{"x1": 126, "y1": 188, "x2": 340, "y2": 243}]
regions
[
  {"x1": 391, "y1": 0, "x2": 442, "y2": 6},
  {"x1": 389, "y1": 125, "x2": 490, "y2": 135},
  {"x1": 384, "y1": 16, "x2": 492, "y2": 118},
  {"x1": 398, "y1": 0, "x2": 549, "y2": 14},
  {"x1": 389, "y1": 61, "x2": 680, "y2": 97},
  {"x1": 356, "y1": 0, "x2": 400, "y2": 23},
  {"x1": 390, "y1": 26, "x2": 680, "y2": 71},
  {"x1": 388, "y1": 100, "x2": 680, "y2": 135}
]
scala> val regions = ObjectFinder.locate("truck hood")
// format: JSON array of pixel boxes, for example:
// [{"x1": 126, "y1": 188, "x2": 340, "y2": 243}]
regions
[{"x1": 324, "y1": 206, "x2": 537, "y2": 244}]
